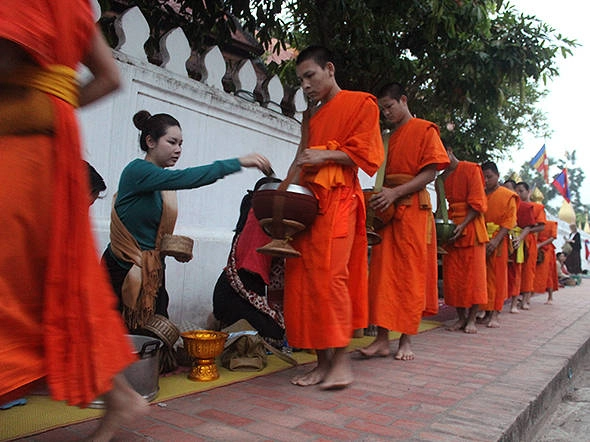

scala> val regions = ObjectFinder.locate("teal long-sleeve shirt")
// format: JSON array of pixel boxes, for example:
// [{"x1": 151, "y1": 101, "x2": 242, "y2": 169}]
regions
[{"x1": 112, "y1": 158, "x2": 242, "y2": 253}]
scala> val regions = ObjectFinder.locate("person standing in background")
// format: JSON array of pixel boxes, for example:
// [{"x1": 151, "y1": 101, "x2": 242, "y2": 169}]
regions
[
  {"x1": 564, "y1": 223, "x2": 582, "y2": 274},
  {"x1": 360, "y1": 82, "x2": 449, "y2": 360},
  {"x1": 439, "y1": 143, "x2": 488, "y2": 334},
  {"x1": 478, "y1": 162, "x2": 517, "y2": 328}
]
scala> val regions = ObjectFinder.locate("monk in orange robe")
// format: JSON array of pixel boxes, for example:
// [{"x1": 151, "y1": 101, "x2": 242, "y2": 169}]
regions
[
  {"x1": 284, "y1": 46, "x2": 383, "y2": 389},
  {"x1": 439, "y1": 145, "x2": 488, "y2": 334},
  {"x1": 534, "y1": 220, "x2": 558, "y2": 304},
  {"x1": 1, "y1": 1, "x2": 146, "y2": 439},
  {"x1": 503, "y1": 179, "x2": 535, "y2": 314},
  {"x1": 479, "y1": 162, "x2": 518, "y2": 328},
  {"x1": 359, "y1": 82, "x2": 449, "y2": 360},
  {"x1": 515, "y1": 182, "x2": 546, "y2": 310}
]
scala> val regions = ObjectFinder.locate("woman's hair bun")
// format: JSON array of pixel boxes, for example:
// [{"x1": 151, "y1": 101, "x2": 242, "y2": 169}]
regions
[{"x1": 133, "y1": 110, "x2": 152, "y2": 130}]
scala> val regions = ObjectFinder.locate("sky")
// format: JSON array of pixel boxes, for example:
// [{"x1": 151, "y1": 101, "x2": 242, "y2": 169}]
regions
[{"x1": 498, "y1": 1, "x2": 590, "y2": 207}]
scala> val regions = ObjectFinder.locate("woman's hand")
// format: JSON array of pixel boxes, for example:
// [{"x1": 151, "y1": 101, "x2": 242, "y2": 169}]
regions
[{"x1": 239, "y1": 153, "x2": 273, "y2": 176}]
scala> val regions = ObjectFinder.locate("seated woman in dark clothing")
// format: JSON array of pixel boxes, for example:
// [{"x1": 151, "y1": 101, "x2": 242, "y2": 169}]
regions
[{"x1": 211, "y1": 177, "x2": 285, "y2": 343}]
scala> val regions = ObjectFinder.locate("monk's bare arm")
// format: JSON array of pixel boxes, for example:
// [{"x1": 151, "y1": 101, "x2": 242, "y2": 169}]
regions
[
  {"x1": 513, "y1": 226, "x2": 531, "y2": 250},
  {"x1": 450, "y1": 206, "x2": 479, "y2": 241},
  {"x1": 296, "y1": 149, "x2": 354, "y2": 167},
  {"x1": 529, "y1": 223, "x2": 545, "y2": 234},
  {"x1": 79, "y1": 27, "x2": 121, "y2": 107},
  {"x1": 487, "y1": 227, "x2": 510, "y2": 256},
  {"x1": 371, "y1": 164, "x2": 437, "y2": 211},
  {"x1": 537, "y1": 236, "x2": 556, "y2": 249}
]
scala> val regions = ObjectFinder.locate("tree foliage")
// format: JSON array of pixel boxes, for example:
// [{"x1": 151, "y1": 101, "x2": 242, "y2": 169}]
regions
[{"x1": 99, "y1": 0, "x2": 577, "y2": 163}]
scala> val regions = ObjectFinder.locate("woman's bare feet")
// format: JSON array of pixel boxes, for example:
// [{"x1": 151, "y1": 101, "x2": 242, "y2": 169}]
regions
[
  {"x1": 394, "y1": 334, "x2": 414, "y2": 361},
  {"x1": 87, "y1": 374, "x2": 148, "y2": 442}
]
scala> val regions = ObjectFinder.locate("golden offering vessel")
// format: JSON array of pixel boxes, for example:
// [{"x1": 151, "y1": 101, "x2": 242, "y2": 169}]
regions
[{"x1": 180, "y1": 330, "x2": 228, "y2": 381}]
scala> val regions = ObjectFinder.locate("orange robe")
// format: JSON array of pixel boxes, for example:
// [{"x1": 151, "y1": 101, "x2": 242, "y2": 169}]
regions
[
  {"x1": 521, "y1": 202, "x2": 546, "y2": 293},
  {"x1": 480, "y1": 187, "x2": 518, "y2": 312},
  {"x1": 442, "y1": 162, "x2": 488, "y2": 308},
  {"x1": 284, "y1": 91, "x2": 383, "y2": 349},
  {"x1": 534, "y1": 220, "x2": 558, "y2": 293},
  {"x1": 368, "y1": 118, "x2": 449, "y2": 335},
  {"x1": 0, "y1": 0, "x2": 135, "y2": 406},
  {"x1": 507, "y1": 201, "x2": 535, "y2": 297}
]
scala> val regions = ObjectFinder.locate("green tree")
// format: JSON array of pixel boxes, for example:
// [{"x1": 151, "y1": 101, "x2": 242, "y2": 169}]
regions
[{"x1": 99, "y1": 0, "x2": 577, "y2": 164}]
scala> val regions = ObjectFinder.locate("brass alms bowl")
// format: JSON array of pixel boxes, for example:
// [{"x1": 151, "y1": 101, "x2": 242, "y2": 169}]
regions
[
  {"x1": 435, "y1": 219, "x2": 456, "y2": 255},
  {"x1": 181, "y1": 330, "x2": 228, "y2": 381}
]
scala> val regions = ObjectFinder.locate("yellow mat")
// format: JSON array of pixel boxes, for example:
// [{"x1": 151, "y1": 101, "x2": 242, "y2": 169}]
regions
[{"x1": 0, "y1": 321, "x2": 440, "y2": 441}]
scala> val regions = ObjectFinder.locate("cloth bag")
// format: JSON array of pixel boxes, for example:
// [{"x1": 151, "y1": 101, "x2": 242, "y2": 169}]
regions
[
  {"x1": 562, "y1": 242, "x2": 573, "y2": 255},
  {"x1": 220, "y1": 320, "x2": 296, "y2": 371}
]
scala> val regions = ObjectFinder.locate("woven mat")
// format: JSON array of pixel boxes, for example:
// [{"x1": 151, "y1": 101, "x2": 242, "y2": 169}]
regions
[{"x1": 0, "y1": 320, "x2": 441, "y2": 441}]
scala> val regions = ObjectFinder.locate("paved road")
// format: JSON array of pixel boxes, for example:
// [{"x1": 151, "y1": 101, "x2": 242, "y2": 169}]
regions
[{"x1": 537, "y1": 350, "x2": 590, "y2": 441}]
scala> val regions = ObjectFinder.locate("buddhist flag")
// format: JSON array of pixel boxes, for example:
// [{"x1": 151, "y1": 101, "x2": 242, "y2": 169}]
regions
[
  {"x1": 529, "y1": 144, "x2": 549, "y2": 183},
  {"x1": 552, "y1": 168, "x2": 571, "y2": 203}
]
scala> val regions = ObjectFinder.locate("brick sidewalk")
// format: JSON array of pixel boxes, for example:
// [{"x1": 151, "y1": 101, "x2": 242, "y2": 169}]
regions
[{"x1": 14, "y1": 280, "x2": 590, "y2": 441}]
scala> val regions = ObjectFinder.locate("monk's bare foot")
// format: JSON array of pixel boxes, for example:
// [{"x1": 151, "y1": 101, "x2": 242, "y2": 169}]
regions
[
  {"x1": 446, "y1": 319, "x2": 466, "y2": 331},
  {"x1": 464, "y1": 321, "x2": 478, "y2": 334},
  {"x1": 545, "y1": 299, "x2": 553, "y2": 305},
  {"x1": 521, "y1": 302, "x2": 530, "y2": 310},
  {"x1": 394, "y1": 334, "x2": 414, "y2": 361},
  {"x1": 87, "y1": 374, "x2": 148, "y2": 442},
  {"x1": 510, "y1": 305, "x2": 520, "y2": 314},
  {"x1": 364, "y1": 325, "x2": 378, "y2": 336},
  {"x1": 358, "y1": 333, "x2": 391, "y2": 358},
  {"x1": 487, "y1": 319, "x2": 500, "y2": 328},
  {"x1": 319, "y1": 351, "x2": 353, "y2": 390},
  {"x1": 486, "y1": 312, "x2": 500, "y2": 328},
  {"x1": 291, "y1": 366, "x2": 328, "y2": 386}
]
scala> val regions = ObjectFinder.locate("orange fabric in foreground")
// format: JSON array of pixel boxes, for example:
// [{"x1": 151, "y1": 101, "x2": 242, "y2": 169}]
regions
[
  {"x1": 0, "y1": 0, "x2": 135, "y2": 407},
  {"x1": 480, "y1": 187, "x2": 518, "y2": 311},
  {"x1": 284, "y1": 91, "x2": 383, "y2": 349},
  {"x1": 368, "y1": 118, "x2": 449, "y2": 335},
  {"x1": 442, "y1": 161, "x2": 488, "y2": 308}
]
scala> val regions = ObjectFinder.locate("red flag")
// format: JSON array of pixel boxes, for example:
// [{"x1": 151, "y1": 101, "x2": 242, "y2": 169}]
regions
[
  {"x1": 585, "y1": 239, "x2": 589, "y2": 261},
  {"x1": 551, "y1": 168, "x2": 571, "y2": 203}
]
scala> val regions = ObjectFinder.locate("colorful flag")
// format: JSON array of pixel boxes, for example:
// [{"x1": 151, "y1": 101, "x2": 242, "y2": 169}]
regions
[
  {"x1": 552, "y1": 168, "x2": 571, "y2": 203},
  {"x1": 529, "y1": 144, "x2": 549, "y2": 183},
  {"x1": 585, "y1": 239, "x2": 590, "y2": 261}
]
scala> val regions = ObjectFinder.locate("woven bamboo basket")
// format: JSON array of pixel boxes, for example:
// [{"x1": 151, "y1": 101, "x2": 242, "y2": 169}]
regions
[
  {"x1": 143, "y1": 314, "x2": 180, "y2": 348},
  {"x1": 160, "y1": 234, "x2": 194, "y2": 262}
]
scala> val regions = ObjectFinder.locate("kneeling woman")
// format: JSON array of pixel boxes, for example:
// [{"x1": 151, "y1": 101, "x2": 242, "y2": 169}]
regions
[{"x1": 103, "y1": 110, "x2": 272, "y2": 330}]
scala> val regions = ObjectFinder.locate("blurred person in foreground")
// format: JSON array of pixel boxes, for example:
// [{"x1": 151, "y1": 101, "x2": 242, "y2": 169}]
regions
[{"x1": 0, "y1": 1, "x2": 147, "y2": 440}]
